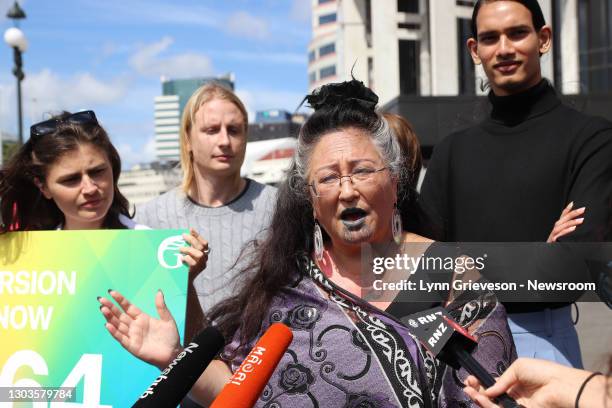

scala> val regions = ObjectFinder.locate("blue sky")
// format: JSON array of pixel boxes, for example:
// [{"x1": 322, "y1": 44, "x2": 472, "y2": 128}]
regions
[{"x1": 0, "y1": 0, "x2": 311, "y2": 167}]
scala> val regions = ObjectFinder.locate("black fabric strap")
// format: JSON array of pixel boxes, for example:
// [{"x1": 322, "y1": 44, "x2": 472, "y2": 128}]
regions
[{"x1": 575, "y1": 372, "x2": 602, "y2": 408}]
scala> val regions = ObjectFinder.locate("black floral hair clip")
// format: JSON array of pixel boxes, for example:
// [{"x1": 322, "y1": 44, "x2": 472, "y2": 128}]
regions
[{"x1": 300, "y1": 79, "x2": 379, "y2": 112}]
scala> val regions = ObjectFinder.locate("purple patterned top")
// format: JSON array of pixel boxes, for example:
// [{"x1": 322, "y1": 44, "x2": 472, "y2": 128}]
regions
[{"x1": 223, "y1": 258, "x2": 516, "y2": 407}]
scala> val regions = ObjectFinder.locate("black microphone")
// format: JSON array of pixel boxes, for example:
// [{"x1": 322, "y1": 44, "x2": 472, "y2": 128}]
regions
[
  {"x1": 132, "y1": 326, "x2": 225, "y2": 408},
  {"x1": 402, "y1": 307, "x2": 521, "y2": 408}
]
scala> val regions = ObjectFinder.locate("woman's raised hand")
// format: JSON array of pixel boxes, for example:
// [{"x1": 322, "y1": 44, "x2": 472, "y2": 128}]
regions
[
  {"x1": 547, "y1": 202, "x2": 585, "y2": 242},
  {"x1": 98, "y1": 289, "x2": 182, "y2": 369},
  {"x1": 181, "y1": 228, "x2": 209, "y2": 274}
]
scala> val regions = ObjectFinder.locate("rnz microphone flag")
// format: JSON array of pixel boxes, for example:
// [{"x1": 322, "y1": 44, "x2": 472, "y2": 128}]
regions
[
  {"x1": 132, "y1": 326, "x2": 225, "y2": 407},
  {"x1": 210, "y1": 323, "x2": 293, "y2": 408},
  {"x1": 402, "y1": 307, "x2": 520, "y2": 408}
]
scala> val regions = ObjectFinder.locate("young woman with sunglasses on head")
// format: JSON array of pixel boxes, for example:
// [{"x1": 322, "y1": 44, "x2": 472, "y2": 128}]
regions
[
  {"x1": 0, "y1": 111, "x2": 138, "y2": 231},
  {"x1": 0, "y1": 111, "x2": 207, "y2": 270}
]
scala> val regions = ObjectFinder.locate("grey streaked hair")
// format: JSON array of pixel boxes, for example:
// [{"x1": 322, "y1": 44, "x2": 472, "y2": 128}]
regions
[{"x1": 292, "y1": 113, "x2": 404, "y2": 198}]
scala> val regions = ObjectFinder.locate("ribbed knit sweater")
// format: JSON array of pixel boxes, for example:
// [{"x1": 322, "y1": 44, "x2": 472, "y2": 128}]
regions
[{"x1": 135, "y1": 179, "x2": 277, "y2": 312}]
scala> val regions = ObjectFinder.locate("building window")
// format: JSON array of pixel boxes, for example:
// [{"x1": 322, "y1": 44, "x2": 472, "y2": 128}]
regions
[
  {"x1": 456, "y1": 0, "x2": 475, "y2": 7},
  {"x1": 320, "y1": 65, "x2": 336, "y2": 79},
  {"x1": 457, "y1": 18, "x2": 475, "y2": 95},
  {"x1": 578, "y1": 0, "x2": 612, "y2": 93},
  {"x1": 309, "y1": 50, "x2": 316, "y2": 63},
  {"x1": 319, "y1": 43, "x2": 336, "y2": 57},
  {"x1": 552, "y1": 0, "x2": 562, "y2": 88},
  {"x1": 319, "y1": 13, "x2": 337, "y2": 25},
  {"x1": 397, "y1": 0, "x2": 419, "y2": 13},
  {"x1": 365, "y1": 0, "x2": 372, "y2": 46},
  {"x1": 319, "y1": 0, "x2": 334, "y2": 4},
  {"x1": 309, "y1": 71, "x2": 317, "y2": 84},
  {"x1": 368, "y1": 57, "x2": 374, "y2": 89},
  {"x1": 398, "y1": 23, "x2": 420, "y2": 30},
  {"x1": 399, "y1": 40, "x2": 419, "y2": 95}
]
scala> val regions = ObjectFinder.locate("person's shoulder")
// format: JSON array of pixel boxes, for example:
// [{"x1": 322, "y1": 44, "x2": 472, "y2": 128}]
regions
[
  {"x1": 248, "y1": 179, "x2": 278, "y2": 193},
  {"x1": 556, "y1": 106, "x2": 612, "y2": 154},
  {"x1": 138, "y1": 187, "x2": 182, "y2": 210},
  {"x1": 134, "y1": 187, "x2": 185, "y2": 225},
  {"x1": 427, "y1": 127, "x2": 473, "y2": 164},
  {"x1": 577, "y1": 112, "x2": 612, "y2": 134},
  {"x1": 557, "y1": 100, "x2": 612, "y2": 132},
  {"x1": 245, "y1": 179, "x2": 278, "y2": 202},
  {"x1": 437, "y1": 125, "x2": 478, "y2": 149}
]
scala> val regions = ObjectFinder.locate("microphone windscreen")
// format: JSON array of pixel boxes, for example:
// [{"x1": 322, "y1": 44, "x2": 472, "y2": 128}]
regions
[
  {"x1": 399, "y1": 306, "x2": 476, "y2": 360},
  {"x1": 132, "y1": 325, "x2": 225, "y2": 407},
  {"x1": 210, "y1": 323, "x2": 293, "y2": 408}
]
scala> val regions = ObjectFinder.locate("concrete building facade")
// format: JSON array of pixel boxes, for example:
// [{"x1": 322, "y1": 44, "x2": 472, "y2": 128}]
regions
[
  {"x1": 153, "y1": 75, "x2": 235, "y2": 162},
  {"x1": 308, "y1": 0, "x2": 607, "y2": 106},
  {"x1": 118, "y1": 162, "x2": 182, "y2": 210}
]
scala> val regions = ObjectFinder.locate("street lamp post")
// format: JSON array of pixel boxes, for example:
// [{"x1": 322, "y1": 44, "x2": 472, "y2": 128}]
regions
[{"x1": 4, "y1": 1, "x2": 27, "y2": 146}]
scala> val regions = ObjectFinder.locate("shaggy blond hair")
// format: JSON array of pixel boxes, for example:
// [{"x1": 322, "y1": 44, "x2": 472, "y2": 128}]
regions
[{"x1": 179, "y1": 82, "x2": 248, "y2": 193}]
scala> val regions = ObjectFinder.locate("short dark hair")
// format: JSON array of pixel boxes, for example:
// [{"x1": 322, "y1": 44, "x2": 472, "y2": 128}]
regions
[{"x1": 471, "y1": 0, "x2": 546, "y2": 37}]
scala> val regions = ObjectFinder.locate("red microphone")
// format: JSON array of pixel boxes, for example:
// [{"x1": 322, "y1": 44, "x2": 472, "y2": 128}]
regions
[{"x1": 210, "y1": 323, "x2": 293, "y2": 408}]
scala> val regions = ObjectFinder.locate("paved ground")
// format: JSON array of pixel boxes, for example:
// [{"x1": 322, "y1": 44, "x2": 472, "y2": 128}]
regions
[{"x1": 576, "y1": 302, "x2": 612, "y2": 371}]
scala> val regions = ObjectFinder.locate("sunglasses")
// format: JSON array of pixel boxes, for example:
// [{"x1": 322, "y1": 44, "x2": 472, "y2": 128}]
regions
[{"x1": 30, "y1": 110, "x2": 98, "y2": 142}]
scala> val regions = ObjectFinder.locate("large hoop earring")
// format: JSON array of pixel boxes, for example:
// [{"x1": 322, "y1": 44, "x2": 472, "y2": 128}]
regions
[
  {"x1": 392, "y1": 204, "x2": 402, "y2": 245},
  {"x1": 313, "y1": 220, "x2": 324, "y2": 261}
]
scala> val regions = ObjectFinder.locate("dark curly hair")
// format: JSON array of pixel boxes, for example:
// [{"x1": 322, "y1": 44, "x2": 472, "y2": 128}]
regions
[{"x1": 0, "y1": 111, "x2": 131, "y2": 232}]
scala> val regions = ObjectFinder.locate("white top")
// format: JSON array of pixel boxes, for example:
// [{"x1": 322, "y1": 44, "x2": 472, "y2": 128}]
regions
[
  {"x1": 56, "y1": 214, "x2": 150, "y2": 230},
  {"x1": 118, "y1": 214, "x2": 150, "y2": 230}
]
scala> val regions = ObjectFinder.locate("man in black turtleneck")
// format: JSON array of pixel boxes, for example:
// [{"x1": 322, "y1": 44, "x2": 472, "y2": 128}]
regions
[{"x1": 421, "y1": 0, "x2": 612, "y2": 368}]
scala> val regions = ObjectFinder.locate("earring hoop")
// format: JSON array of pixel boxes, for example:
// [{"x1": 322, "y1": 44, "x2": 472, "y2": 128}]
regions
[
  {"x1": 392, "y1": 204, "x2": 403, "y2": 244},
  {"x1": 313, "y1": 220, "x2": 324, "y2": 261}
]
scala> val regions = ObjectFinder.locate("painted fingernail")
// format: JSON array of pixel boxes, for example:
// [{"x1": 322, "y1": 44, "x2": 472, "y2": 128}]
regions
[
  {"x1": 578, "y1": 207, "x2": 586, "y2": 212},
  {"x1": 107, "y1": 289, "x2": 113, "y2": 294},
  {"x1": 96, "y1": 296, "x2": 102, "y2": 301},
  {"x1": 568, "y1": 201, "x2": 574, "y2": 208},
  {"x1": 577, "y1": 218, "x2": 584, "y2": 223}
]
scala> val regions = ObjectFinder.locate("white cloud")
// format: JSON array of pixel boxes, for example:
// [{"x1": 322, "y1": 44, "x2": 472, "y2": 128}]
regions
[
  {"x1": 144, "y1": 135, "x2": 156, "y2": 158},
  {"x1": 0, "y1": 82, "x2": 14, "y2": 135},
  {"x1": 129, "y1": 37, "x2": 214, "y2": 79},
  {"x1": 290, "y1": 0, "x2": 312, "y2": 24},
  {"x1": 0, "y1": 69, "x2": 128, "y2": 132},
  {"x1": 116, "y1": 136, "x2": 156, "y2": 169},
  {"x1": 225, "y1": 11, "x2": 270, "y2": 40},
  {"x1": 92, "y1": 41, "x2": 121, "y2": 64},
  {"x1": 0, "y1": 69, "x2": 135, "y2": 144},
  {"x1": 21, "y1": 69, "x2": 128, "y2": 123}
]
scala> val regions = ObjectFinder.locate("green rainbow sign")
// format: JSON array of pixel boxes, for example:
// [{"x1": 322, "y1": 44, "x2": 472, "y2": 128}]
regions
[{"x1": 0, "y1": 230, "x2": 189, "y2": 406}]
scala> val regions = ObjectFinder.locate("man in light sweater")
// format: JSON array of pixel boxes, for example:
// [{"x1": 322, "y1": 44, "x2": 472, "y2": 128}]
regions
[{"x1": 135, "y1": 83, "x2": 276, "y2": 343}]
